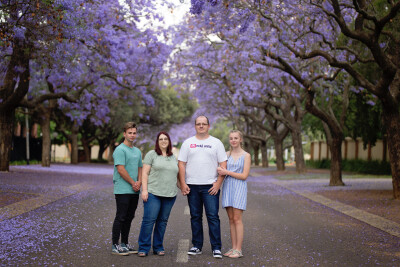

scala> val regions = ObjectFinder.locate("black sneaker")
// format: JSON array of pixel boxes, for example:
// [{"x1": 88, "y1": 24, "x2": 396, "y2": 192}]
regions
[
  {"x1": 112, "y1": 244, "x2": 129, "y2": 256},
  {"x1": 187, "y1": 247, "x2": 202, "y2": 255},
  {"x1": 213, "y1": 250, "x2": 222, "y2": 259},
  {"x1": 121, "y1": 243, "x2": 138, "y2": 254}
]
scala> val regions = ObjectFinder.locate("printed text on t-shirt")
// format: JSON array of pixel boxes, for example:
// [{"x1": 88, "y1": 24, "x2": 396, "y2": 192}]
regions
[{"x1": 190, "y1": 144, "x2": 212, "y2": 148}]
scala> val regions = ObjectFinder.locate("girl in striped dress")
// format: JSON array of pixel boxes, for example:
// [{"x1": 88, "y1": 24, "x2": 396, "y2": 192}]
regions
[{"x1": 218, "y1": 130, "x2": 251, "y2": 258}]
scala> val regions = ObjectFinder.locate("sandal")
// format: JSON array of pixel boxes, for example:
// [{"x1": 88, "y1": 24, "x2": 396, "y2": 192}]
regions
[
  {"x1": 138, "y1": 252, "x2": 147, "y2": 257},
  {"x1": 228, "y1": 249, "x2": 243, "y2": 258},
  {"x1": 154, "y1": 251, "x2": 165, "y2": 256},
  {"x1": 223, "y1": 249, "x2": 234, "y2": 257}
]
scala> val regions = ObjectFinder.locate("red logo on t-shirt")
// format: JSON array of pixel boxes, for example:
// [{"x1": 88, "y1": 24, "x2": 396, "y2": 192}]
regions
[{"x1": 190, "y1": 144, "x2": 196, "y2": 148}]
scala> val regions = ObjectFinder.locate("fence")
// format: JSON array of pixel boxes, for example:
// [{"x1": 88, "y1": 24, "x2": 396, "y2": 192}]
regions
[{"x1": 310, "y1": 138, "x2": 388, "y2": 161}]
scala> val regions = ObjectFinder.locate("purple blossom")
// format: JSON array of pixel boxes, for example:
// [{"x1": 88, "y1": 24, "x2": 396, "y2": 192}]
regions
[
  {"x1": 190, "y1": 0, "x2": 205, "y2": 14},
  {"x1": 366, "y1": 100, "x2": 376, "y2": 106}
]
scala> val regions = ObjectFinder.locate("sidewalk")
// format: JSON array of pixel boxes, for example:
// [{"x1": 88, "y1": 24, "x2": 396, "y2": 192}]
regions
[
  {"x1": 250, "y1": 167, "x2": 400, "y2": 238},
  {"x1": 0, "y1": 163, "x2": 113, "y2": 221}
]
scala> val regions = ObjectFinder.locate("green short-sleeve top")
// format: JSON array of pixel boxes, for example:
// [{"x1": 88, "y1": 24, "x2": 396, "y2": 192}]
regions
[
  {"x1": 113, "y1": 143, "x2": 143, "y2": 194},
  {"x1": 143, "y1": 150, "x2": 179, "y2": 197}
]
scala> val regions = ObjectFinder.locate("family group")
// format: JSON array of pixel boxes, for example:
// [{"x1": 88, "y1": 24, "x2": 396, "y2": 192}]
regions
[{"x1": 111, "y1": 115, "x2": 251, "y2": 259}]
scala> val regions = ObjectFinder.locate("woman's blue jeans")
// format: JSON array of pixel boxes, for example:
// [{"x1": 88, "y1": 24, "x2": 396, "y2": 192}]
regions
[
  {"x1": 187, "y1": 184, "x2": 221, "y2": 251},
  {"x1": 138, "y1": 193, "x2": 176, "y2": 254}
]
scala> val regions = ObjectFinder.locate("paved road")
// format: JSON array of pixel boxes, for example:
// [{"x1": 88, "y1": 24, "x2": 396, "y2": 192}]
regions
[{"x1": 1, "y1": 164, "x2": 399, "y2": 266}]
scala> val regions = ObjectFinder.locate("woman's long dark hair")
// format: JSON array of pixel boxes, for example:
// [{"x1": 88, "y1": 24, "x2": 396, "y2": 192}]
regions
[{"x1": 155, "y1": 131, "x2": 173, "y2": 156}]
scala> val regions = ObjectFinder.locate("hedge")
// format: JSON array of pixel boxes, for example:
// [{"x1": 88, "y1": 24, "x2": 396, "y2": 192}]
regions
[{"x1": 306, "y1": 159, "x2": 391, "y2": 175}]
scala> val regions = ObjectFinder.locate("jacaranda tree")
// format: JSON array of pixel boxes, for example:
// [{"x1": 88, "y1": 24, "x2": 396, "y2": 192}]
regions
[
  {"x1": 0, "y1": 0, "x2": 172, "y2": 170},
  {"x1": 188, "y1": 0, "x2": 400, "y2": 197}
]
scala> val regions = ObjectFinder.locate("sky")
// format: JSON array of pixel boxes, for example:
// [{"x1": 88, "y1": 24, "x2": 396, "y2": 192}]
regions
[{"x1": 160, "y1": 0, "x2": 190, "y2": 27}]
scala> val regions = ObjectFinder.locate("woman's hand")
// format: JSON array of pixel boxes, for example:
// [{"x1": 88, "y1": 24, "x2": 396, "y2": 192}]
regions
[
  {"x1": 141, "y1": 190, "x2": 148, "y2": 202},
  {"x1": 180, "y1": 183, "x2": 190, "y2": 196},
  {"x1": 217, "y1": 166, "x2": 228, "y2": 176}
]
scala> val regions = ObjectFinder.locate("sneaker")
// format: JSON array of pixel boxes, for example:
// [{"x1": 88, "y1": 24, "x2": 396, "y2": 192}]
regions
[
  {"x1": 112, "y1": 244, "x2": 129, "y2": 256},
  {"x1": 121, "y1": 243, "x2": 138, "y2": 254},
  {"x1": 213, "y1": 249, "x2": 222, "y2": 259},
  {"x1": 187, "y1": 247, "x2": 202, "y2": 255}
]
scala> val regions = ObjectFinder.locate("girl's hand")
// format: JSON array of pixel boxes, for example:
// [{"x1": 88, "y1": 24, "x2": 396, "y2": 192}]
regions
[{"x1": 217, "y1": 166, "x2": 227, "y2": 176}]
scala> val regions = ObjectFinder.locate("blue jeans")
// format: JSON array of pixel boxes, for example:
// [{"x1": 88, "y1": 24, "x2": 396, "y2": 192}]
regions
[
  {"x1": 187, "y1": 184, "x2": 221, "y2": 251},
  {"x1": 138, "y1": 193, "x2": 176, "y2": 253}
]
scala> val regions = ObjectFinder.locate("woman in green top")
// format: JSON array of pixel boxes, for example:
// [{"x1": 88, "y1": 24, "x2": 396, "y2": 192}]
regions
[{"x1": 138, "y1": 131, "x2": 179, "y2": 257}]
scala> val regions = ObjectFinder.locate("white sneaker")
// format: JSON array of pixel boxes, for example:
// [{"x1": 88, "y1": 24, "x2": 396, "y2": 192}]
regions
[
  {"x1": 188, "y1": 247, "x2": 202, "y2": 255},
  {"x1": 213, "y1": 249, "x2": 222, "y2": 258}
]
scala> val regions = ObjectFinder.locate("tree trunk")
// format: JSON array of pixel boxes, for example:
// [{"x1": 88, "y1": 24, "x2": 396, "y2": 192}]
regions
[
  {"x1": 261, "y1": 140, "x2": 268, "y2": 167},
  {"x1": 97, "y1": 138, "x2": 108, "y2": 160},
  {"x1": 274, "y1": 138, "x2": 285, "y2": 171},
  {"x1": 81, "y1": 137, "x2": 91, "y2": 163},
  {"x1": 108, "y1": 142, "x2": 116, "y2": 164},
  {"x1": 70, "y1": 121, "x2": 79, "y2": 164},
  {"x1": 307, "y1": 92, "x2": 344, "y2": 186},
  {"x1": 0, "y1": 40, "x2": 31, "y2": 172},
  {"x1": 292, "y1": 130, "x2": 306, "y2": 173},
  {"x1": 98, "y1": 145, "x2": 106, "y2": 161},
  {"x1": 382, "y1": 134, "x2": 387, "y2": 162},
  {"x1": 0, "y1": 110, "x2": 14, "y2": 172},
  {"x1": 40, "y1": 112, "x2": 51, "y2": 167},
  {"x1": 329, "y1": 136, "x2": 345, "y2": 186},
  {"x1": 382, "y1": 107, "x2": 400, "y2": 199},
  {"x1": 253, "y1": 142, "x2": 260, "y2": 166}
]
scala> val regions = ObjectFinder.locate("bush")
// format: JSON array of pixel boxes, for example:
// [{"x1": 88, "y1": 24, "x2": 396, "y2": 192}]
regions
[
  {"x1": 306, "y1": 159, "x2": 391, "y2": 175},
  {"x1": 306, "y1": 159, "x2": 331, "y2": 169},
  {"x1": 10, "y1": 160, "x2": 41, "y2": 166}
]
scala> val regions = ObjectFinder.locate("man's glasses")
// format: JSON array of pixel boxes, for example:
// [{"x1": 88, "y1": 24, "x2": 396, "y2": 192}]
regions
[{"x1": 195, "y1": 123, "x2": 208, "y2": 126}]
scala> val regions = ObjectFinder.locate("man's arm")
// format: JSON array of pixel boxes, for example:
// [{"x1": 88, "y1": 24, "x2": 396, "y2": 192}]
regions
[
  {"x1": 208, "y1": 160, "x2": 227, "y2": 195},
  {"x1": 178, "y1": 161, "x2": 190, "y2": 195}
]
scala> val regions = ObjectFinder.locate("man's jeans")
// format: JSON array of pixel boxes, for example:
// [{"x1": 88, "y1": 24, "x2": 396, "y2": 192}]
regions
[
  {"x1": 112, "y1": 194, "x2": 139, "y2": 245},
  {"x1": 138, "y1": 193, "x2": 176, "y2": 253},
  {"x1": 187, "y1": 184, "x2": 221, "y2": 251}
]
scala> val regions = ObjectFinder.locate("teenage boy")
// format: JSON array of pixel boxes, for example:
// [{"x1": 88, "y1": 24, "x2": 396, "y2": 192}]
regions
[{"x1": 111, "y1": 122, "x2": 142, "y2": 256}]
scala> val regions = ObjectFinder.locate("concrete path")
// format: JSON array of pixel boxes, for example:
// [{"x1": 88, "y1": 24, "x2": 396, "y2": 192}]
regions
[{"x1": 0, "y1": 164, "x2": 399, "y2": 266}]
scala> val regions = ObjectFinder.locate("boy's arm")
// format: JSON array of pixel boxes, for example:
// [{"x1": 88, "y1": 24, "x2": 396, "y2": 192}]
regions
[
  {"x1": 116, "y1": 165, "x2": 135, "y2": 186},
  {"x1": 133, "y1": 167, "x2": 142, "y2": 192}
]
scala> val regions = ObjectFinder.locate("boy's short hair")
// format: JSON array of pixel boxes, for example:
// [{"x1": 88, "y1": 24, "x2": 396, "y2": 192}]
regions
[{"x1": 123, "y1": 122, "x2": 137, "y2": 132}]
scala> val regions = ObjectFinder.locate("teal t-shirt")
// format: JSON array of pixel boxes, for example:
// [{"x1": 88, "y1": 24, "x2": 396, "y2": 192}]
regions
[
  {"x1": 143, "y1": 150, "x2": 179, "y2": 197},
  {"x1": 113, "y1": 143, "x2": 143, "y2": 194}
]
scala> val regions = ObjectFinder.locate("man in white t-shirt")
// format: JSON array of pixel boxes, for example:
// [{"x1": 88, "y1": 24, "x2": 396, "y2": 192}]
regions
[{"x1": 178, "y1": 115, "x2": 227, "y2": 259}]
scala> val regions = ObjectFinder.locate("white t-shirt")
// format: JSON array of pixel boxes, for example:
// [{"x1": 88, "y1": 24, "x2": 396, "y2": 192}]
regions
[{"x1": 178, "y1": 135, "x2": 227, "y2": 185}]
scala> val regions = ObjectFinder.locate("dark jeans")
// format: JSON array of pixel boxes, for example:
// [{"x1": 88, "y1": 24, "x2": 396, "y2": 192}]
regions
[
  {"x1": 138, "y1": 193, "x2": 176, "y2": 253},
  {"x1": 187, "y1": 184, "x2": 221, "y2": 251},
  {"x1": 112, "y1": 194, "x2": 139, "y2": 244}
]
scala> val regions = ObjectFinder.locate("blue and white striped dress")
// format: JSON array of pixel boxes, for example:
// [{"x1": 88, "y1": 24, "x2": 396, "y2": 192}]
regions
[{"x1": 221, "y1": 154, "x2": 247, "y2": 210}]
